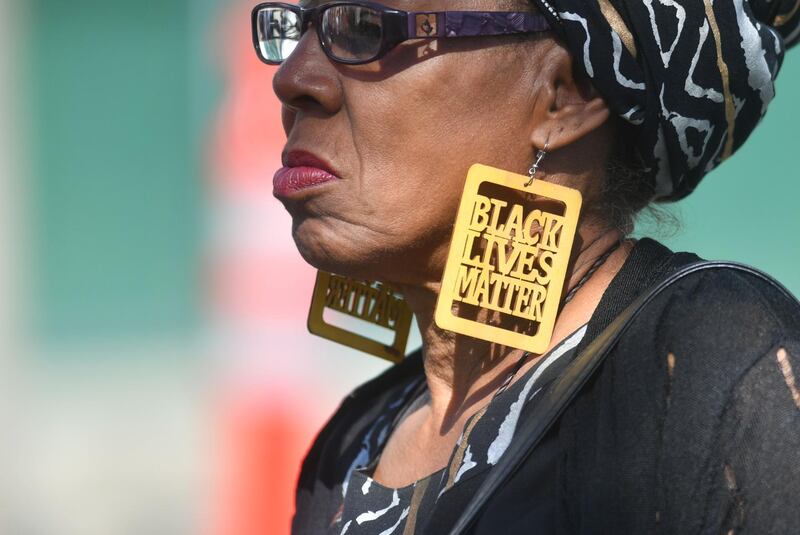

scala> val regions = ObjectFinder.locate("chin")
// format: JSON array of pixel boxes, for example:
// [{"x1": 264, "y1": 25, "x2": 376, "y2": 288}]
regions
[
  {"x1": 289, "y1": 212, "x2": 441, "y2": 285},
  {"x1": 291, "y1": 219, "x2": 380, "y2": 280}
]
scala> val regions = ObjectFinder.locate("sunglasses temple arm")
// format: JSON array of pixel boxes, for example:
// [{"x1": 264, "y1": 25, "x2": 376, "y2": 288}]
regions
[{"x1": 405, "y1": 11, "x2": 550, "y2": 39}]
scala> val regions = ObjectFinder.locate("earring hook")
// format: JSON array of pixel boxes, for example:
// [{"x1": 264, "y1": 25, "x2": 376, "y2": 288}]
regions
[{"x1": 524, "y1": 140, "x2": 550, "y2": 187}]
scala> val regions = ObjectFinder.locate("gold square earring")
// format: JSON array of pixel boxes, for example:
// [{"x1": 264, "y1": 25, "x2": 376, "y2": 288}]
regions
[
  {"x1": 434, "y1": 149, "x2": 582, "y2": 354},
  {"x1": 307, "y1": 271, "x2": 414, "y2": 363}
]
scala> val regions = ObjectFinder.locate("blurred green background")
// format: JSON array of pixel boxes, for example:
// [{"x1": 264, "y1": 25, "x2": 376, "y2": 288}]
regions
[{"x1": 25, "y1": 0, "x2": 219, "y2": 344}]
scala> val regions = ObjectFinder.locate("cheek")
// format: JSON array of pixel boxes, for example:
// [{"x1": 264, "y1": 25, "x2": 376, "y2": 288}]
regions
[
  {"x1": 348, "y1": 57, "x2": 534, "y2": 185},
  {"x1": 342, "y1": 57, "x2": 534, "y2": 223}
]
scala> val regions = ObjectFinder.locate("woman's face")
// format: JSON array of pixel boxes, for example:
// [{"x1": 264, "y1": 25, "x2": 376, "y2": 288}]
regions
[{"x1": 273, "y1": 0, "x2": 559, "y2": 285}]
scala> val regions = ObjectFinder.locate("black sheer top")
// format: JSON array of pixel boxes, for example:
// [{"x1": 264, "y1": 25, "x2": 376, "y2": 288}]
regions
[
  {"x1": 293, "y1": 239, "x2": 800, "y2": 534},
  {"x1": 337, "y1": 325, "x2": 587, "y2": 534}
]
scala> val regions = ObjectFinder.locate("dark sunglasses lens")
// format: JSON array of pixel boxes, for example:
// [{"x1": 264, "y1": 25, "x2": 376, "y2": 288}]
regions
[
  {"x1": 321, "y1": 5, "x2": 383, "y2": 62},
  {"x1": 255, "y1": 7, "x2": 301, "y2": 63}
]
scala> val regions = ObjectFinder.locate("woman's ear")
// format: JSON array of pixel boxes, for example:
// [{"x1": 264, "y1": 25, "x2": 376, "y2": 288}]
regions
[{"x1": 528, "y1": 44, "x2": 610, "y2": 151}]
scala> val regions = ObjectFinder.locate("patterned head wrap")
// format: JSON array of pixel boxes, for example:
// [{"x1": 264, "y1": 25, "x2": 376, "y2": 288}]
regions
[{"x1": 531, "y1": 0, "x2": 800, "y2": 201}]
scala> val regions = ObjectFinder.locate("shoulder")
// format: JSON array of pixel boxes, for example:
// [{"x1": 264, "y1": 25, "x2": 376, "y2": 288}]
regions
[
  {"x1": 655, "y1": 264, "x2": 798, "y2": 327},
  {"x1": 610, "y1": 260, "x2": 800, "y2": 470},
  {"x1": 641, "y1": 269, "x2": 800, "y2": 532},
  {"x1": 556, "y1": 261, "x2": 800, "y2": 531},
  {"x1": 622, "y1": 263, "x2": 800, "y2": 379},
  {"x1": 563, "y1": 255, "x2": 800, "y2": 452},
  {"x1": 613, "y1": 269, "x2": 800, "y2": 409}
]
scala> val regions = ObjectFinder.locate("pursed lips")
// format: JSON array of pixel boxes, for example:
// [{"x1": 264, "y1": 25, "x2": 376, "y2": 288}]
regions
[{"x1": 273, "y1": 149, "x2": 341, "y2": 198}]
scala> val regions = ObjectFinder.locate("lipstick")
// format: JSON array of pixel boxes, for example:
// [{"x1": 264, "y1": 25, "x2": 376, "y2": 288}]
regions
[{"x1": 273, "y1": 150, "x2": 340, "y2": 197}]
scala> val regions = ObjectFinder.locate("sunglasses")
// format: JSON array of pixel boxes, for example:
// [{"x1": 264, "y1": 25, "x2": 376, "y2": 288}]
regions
[{"x1": 251, "y1": 1, "x2": 551, "y2": 65}]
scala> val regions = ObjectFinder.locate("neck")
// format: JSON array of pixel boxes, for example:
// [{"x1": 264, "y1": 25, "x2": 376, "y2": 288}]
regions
[{"x1": 399, "y1": 223, "x2": 629, "y2": 434}]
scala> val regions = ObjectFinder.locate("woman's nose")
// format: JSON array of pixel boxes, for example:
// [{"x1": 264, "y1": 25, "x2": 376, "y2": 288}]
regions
[{"x1": 272, "y1": 30, "x2": 344, "y2": 117}]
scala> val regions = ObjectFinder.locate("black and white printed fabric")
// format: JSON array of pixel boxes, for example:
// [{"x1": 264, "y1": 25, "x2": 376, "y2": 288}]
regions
[
  {"x1": 531, "y1": 0, "x2": 800, "y2": 201},
  {"x1": 334, "y1": 325, "x2": 588, "y2": 535}
]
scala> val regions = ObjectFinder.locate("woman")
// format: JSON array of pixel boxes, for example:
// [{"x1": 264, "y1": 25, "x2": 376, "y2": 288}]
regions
[{"x1": 253, "y1": 0, "x2": 800, "y2": 533}]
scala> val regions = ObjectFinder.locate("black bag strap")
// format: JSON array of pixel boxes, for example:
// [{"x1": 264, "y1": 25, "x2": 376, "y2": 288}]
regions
[{"x1": 449, "y1": 261, "x2": 799, "y2": 534}]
